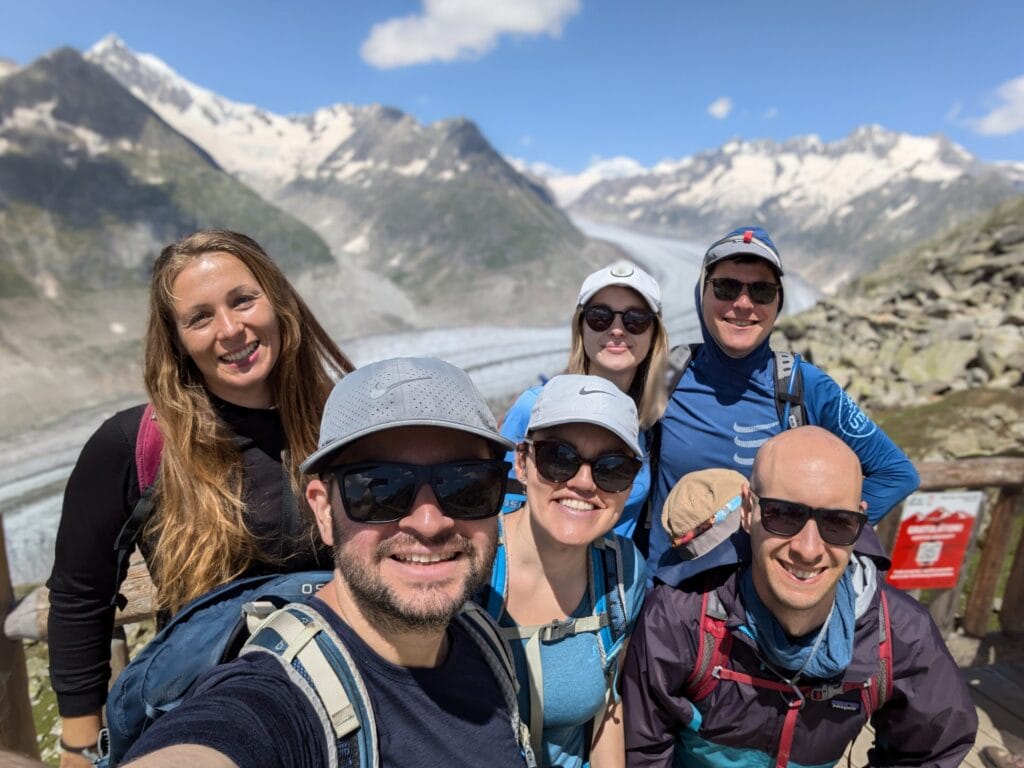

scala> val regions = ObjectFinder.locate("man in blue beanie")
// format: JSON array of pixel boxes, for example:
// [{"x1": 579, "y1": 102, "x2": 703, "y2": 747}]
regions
[{"x1": 644, "y1": 226, "x2": 919, "y2": 583}]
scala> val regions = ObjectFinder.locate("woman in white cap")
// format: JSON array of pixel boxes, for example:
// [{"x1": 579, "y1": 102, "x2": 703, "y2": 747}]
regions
[
  {"x1": 480, "y1": 374, "x2": 646, "y2": 768},
  {"x1": 499, "y1": 261, "x2": 668, "y2": 544}
]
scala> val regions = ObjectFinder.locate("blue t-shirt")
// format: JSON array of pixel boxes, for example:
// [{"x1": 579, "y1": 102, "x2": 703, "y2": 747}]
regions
[
  {"x1": 489, "y1": 533, "x2": 646, "y2": 767},
  {"x1": 500, "y1": 385, "x2": 651, "y2": 540},
  {"x1": 123, "y1": 597, "x2": 526, "y2": 767}
]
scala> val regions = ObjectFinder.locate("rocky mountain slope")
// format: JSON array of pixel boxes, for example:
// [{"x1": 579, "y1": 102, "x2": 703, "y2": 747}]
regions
[
  {"x1": 0, "y1": 48, "x2": 334, "y2": 294},
  {"x1": 87, "y1": 35, "x2": 612, "y2": 325},
  {"x1": 568, "y1": 128, "x2": 1020, "y2": 292},
  {"x1": 775, "y1": 195, "x2": 1024, "y2": 459},
  {"x1": 0, "y1": 48, "x2": 411, "y2": 437}
]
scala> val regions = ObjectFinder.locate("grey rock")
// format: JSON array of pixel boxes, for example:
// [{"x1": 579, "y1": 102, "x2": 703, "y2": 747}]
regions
[{"x1": 898, "y1": 340, "x2": 978, "y2": 387}]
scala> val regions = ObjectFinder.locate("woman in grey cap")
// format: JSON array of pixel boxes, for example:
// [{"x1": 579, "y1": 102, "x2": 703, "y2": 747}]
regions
[
  {"x1": 499, "y1": 260, "x2": 668, "y2": 543},
  {"x1": 479, "y1": 374, "x2": 646, "y2": 768}
]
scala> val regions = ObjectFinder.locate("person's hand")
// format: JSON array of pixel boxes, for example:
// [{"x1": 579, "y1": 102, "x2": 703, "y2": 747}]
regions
[
  {"x1": 58, "y1": 712, "x2": 103, "y2": 768},
  {"x1": 58, "y1": 751, "x2": 95, "y2": 768}
]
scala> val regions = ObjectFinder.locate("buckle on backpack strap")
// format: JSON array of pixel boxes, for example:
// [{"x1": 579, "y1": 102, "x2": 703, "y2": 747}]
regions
[
  {"x1": 809, "y1": 681, "x2": 845, "y2": 702},
  {"x1": 540, "y1": 617, "x2": 577, "y2": 641}
]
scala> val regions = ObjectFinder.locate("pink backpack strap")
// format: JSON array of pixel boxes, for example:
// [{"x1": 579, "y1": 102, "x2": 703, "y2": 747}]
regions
[
  {"x1": 111, "y1": 404, "x2": 164, "y2": 609},
  {"x1": 135, "y1": 403, "x2": 164, "y2": 492}
]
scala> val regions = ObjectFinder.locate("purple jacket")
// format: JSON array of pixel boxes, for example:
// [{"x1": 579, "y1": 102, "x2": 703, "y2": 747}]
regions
[{"x1": 622, "y1": 541, "x2": 977, "y2": 768}]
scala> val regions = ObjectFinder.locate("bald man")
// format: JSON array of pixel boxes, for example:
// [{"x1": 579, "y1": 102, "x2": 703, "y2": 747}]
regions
[{"x1": 622, "y1": 427, "x2": 976, "y2": 768}]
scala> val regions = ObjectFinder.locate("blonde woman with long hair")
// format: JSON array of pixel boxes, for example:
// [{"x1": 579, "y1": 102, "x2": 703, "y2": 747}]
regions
[
  {"x1": 499, "y1": 261, "x2": 668, "y2": 543},
  {"x1": 47, "y1": 230, "x2": 353, "y2": 767}
]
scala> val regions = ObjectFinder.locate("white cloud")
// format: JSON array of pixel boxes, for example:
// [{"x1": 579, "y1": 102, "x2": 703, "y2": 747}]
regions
[
  {"x1": 968, "y1": 74, "x2": 1024, "y2": 135},
  {"x1": 945, "y1": 102, "x2": 961, "y2": 122},
  {"x1": 707, "y1": 97, "x2": 733, "y2": 120},
  {"x1": 361, "y1": 0, "x2": 581, "y2": 69},
  {"x1": 519, "y1": 134, "x2": 534, "y2": 146},
  {"x1": 762, "y1": 107, "x2": 778, "y2": 120}
]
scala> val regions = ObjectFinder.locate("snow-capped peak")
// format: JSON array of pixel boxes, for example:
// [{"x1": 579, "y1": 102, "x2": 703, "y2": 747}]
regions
[{"x1": 85, "y1": 36, "x2": 358, "y2": 187}]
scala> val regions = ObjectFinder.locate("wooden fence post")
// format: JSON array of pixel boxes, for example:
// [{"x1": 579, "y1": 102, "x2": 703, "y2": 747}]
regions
[
  {"x1": 999, "y1": 492, "x2": 1024, "y2": 636},
  {"x1": 962, "y1": 488, "x2": 1020, "y2": 637},
  {"x1": 0, "y1": 523, "x2": 40, "y2": 758}
]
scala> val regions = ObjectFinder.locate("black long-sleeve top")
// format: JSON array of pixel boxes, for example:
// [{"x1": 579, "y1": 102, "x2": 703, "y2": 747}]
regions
[{"x1": 46, "y1": 399, "x2": 332, "y2": 716}]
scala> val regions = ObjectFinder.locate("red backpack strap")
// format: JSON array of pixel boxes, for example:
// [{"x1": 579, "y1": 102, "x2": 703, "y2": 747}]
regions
[
  {"x1": 135, "y1": 403, "x2": 164, "y2": 492},
  {"x1": 861, "y1": 589, "x2": 894, "y2": 714},
  {"x1": 684, "y1": 589, "x2": 732, "y2": 702}
]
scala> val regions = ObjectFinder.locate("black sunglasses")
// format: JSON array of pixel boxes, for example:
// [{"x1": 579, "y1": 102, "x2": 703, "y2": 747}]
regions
[
  {"x1": 326, "y1": 460, "x2": 510, "y2": 524},
  {"x1": 755, "y1": 495, "x2": 867, "y2": 547},
  {"x1": 708, "y1": 277, "x2": 780, "y2": 305},
  {"x1": 526, "y1": 439, "x2": 641, "y2": 494},
  {"x1": 582, "y1": 304, "x2": 655, "y2": 335}
]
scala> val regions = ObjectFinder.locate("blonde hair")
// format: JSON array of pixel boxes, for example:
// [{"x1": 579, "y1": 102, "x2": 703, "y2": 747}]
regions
[
  {"x1": 143, "y1": 230, "x2": 354, "y2": 612},
  {"x1": 565, "y1": 304, "x2": 669, "y2": 430}
]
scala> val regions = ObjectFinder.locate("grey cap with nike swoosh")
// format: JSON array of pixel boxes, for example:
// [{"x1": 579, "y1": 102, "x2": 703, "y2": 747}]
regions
[
  {"x1": 301, "y1": 356, "x2": 515, "y2": 474},
  {"x1": 526, "y1": 374, "x2": 643, "y2": 457}
]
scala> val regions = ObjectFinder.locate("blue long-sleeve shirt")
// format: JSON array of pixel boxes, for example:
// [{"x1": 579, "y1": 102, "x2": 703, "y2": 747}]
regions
[{"x1": 646, "y1": 285, "x2": 919, "y2": 582}]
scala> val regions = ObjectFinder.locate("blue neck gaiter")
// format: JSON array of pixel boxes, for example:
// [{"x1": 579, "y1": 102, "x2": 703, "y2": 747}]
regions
[{"x1": 739, "y1": 565, "x2": 856, "y2": 680}]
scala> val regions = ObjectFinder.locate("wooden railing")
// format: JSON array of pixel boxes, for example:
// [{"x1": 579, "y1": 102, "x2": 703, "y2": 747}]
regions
[
  {"x1": 2, "y1": 456, "x2": 1023, "y2": 755},
  {"x1": 879, "y1": 457, "x2": 1024, "y2": 637}
]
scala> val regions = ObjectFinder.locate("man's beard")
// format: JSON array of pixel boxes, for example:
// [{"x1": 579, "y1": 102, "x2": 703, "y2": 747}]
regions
[{"x1": 334, "y1": 529, "x2": 498, "y2": 635}]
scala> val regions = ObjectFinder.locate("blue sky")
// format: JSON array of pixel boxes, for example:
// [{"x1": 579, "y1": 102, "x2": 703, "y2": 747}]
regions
[{"x1": 3, "y1": 0, "x2": 1023, "y2": 173}]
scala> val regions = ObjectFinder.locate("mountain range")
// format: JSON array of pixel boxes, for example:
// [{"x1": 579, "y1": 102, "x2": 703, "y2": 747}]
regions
[
  {"x1": 563, "y1": 128, "x2": 1022, "y2": 291},
  {"x1": 0, "y1": 41, "x2": 608, "y2": 437},
  {"x1": 85, "y1": 35, "x2": 611, "y2": 327}
]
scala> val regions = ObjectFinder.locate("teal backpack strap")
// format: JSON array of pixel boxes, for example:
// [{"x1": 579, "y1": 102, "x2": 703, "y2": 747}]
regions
[
  {"x1": 773, "y1": 350, "x2": 806, "y2": 429},
  {"x1": 484, "y1": 516, "x2": 509, "y2": 620},
  {"x1": 587, "y1": 536, "x2": 629, "y2": 749},
  {"x1": 457, "y1": 603, "x2": 537, "y2": 768},
  {"x1": 242, "y1": 603, "x2": 378, "y2": 768}
]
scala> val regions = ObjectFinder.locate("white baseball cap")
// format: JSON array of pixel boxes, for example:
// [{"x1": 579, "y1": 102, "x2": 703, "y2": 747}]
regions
[{"x1": 577, "y1": 260, "x2": 661, "y2": 314}]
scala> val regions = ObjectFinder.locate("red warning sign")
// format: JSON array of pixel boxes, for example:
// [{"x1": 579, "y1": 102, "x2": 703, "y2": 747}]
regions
[{"x1": 886, "y1": 491, "x2": 984, "y2": 590}]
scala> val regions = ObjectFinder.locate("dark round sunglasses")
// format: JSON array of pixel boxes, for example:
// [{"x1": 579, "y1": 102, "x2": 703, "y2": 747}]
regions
[
  {"x1": 708, "y1": 277, "x2": 780, "y2": 305},
  {"x1": 755, "y1": 495, "x2": 867, "y2": 547},
  {"x1": 326, "y1": 459, "x2": 510, "y2": 524},
  {"x1": 582, "y1": 304, "x2": 655, "y2": 335},
  {"x1": 526, "y1": 439, "x2": 641, "y2": 494}
]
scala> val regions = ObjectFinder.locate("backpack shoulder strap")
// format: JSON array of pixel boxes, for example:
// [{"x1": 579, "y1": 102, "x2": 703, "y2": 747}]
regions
[
  {"x1": 243, "y1": 602, "x2": 378, "y2": 768},
  {"x1": 773, "y1": 351, "x2": 806, "y2": 429},
  {"x1": 135, "y1": 403, "x2": 164, "y2": 492},
  {"x1": 640, "y1": 343, "x2": 701, "y2": 546},
  {"x1": 456, "y1": 603, "x2": 537, "y2": 768},
  {"x1": 110, "y1": 404, "x2": 164, "y2": 609},
  {"x1": 591, "y1": 536, "x2": 628, "y2": 662},
  {"x1": 663, "y1": 342, "x2": 700, "y2": 394},
  {"x1": 482, "y1": 519, "x2": 509, "y2": 620},
  {"x1": 862, "y1": 589, "x2": 894, "y2": 714},
  {"x1": 684, "y1": 589, "x2": 732, "y2": 702}
]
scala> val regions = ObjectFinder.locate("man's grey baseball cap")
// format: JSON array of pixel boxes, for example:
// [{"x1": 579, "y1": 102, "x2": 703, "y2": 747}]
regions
[
  {"x1": 526, "y1": 374, "x2": 643, "y2": 457},
  {"x1": 301, "y1": 357, "x2": 515, "y2": 474}
]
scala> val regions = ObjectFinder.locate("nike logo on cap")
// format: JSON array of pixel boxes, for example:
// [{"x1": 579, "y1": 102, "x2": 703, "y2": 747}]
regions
[
  {"x1": 579, "y1": 386, "x2": 610, "y2": 396},
  {"x1": 369, "y1": 376, "x2": 432, "y2": 399}
]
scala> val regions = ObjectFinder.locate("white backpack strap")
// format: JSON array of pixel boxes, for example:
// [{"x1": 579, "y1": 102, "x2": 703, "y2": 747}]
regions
[
  {"x1": 243, "y1": 603, "x2": 379, "y2": 768},
  {"x1": 458, "y1": 603, "x2": 537, "y2": 768}
]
